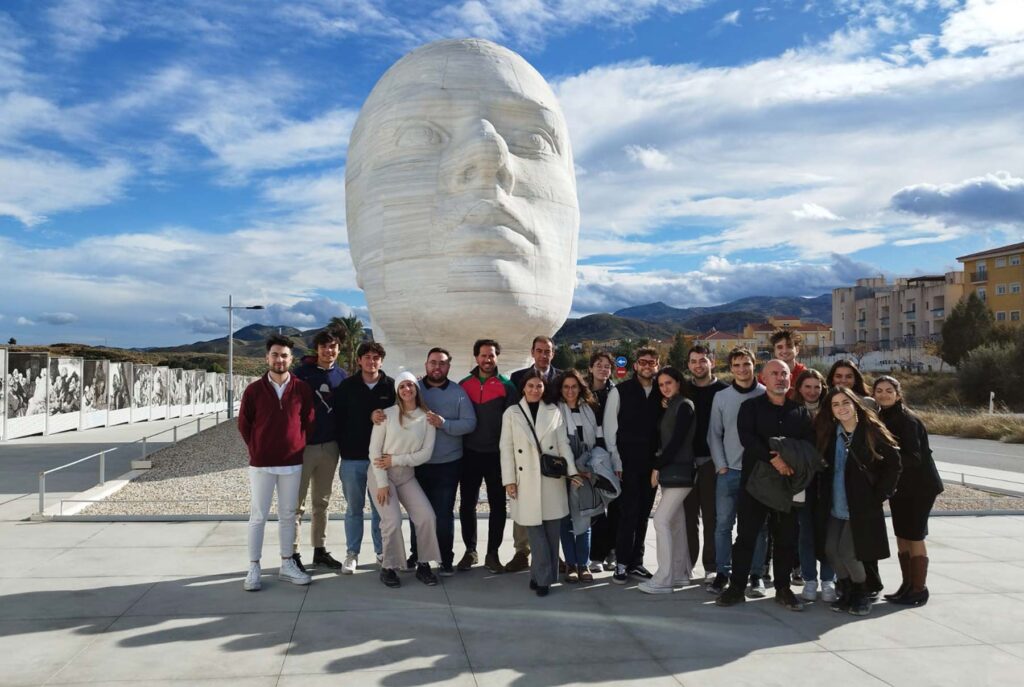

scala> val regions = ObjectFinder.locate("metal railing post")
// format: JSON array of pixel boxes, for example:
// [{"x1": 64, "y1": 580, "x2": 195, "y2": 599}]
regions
[
  {"x1": 99, "y1": 451, "x2": 105, "y2": 485},
  {"x1": 216, "y1": 410, "x2": 220, "y2": 425},
  {"x1": 173, "y1": 426, "x2": 178, "y2": 444},
  {"x1": 38, "y1": 473, "x2": 46, "y2": 515},
  {"x1": 197, "y1": 418, "x2": 201, "y2": 435},
  {"x1": 142, "y1": 437, "x2": 148, "y2": 460}
]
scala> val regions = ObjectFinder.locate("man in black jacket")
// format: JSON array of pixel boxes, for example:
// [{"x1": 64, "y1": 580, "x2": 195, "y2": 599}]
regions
[
  {"x1": 685, "y1": 345, "x2": 728, "y2": 582},
  {"x1": 332, "y1": 341, "x2": 394, "y2": 574},
  {"x1": 717, "y1": 359, "x2": 812, "y2": 611},
  {"x1": 506, "y1": 335, "x2": 560, "y2": 572},
  {"x1": 604, "y1": 347, "x2": 662, "y2": 584}
]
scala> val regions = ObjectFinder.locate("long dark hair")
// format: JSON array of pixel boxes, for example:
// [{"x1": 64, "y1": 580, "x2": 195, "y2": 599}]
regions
[
  {"x1": 547, "y1": 369, "x2": 598, "y2": 409},
  {"x1": 656, "y1": 365, "x2": 691, "y2": 401},
  {"x1": 827, "y1": 358, "x2": 870, "y2": 397},
  {"x1": 815, "y1": 386, "x2": 898, "y2": 459}
]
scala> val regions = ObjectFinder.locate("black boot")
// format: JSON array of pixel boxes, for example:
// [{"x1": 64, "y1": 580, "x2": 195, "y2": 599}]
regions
[
  {"x1": 848, "y1": 581, "x2": 872, "y2": 616},
  {"x1": 885, "y1": 552, "x2": 911, "y2": 602},
  {"x1": 893, "y1": 556, "x2": 930, "y2": 607},
  {"x1": 830, "y1": 578, "x2": 851, "y2": 613}
]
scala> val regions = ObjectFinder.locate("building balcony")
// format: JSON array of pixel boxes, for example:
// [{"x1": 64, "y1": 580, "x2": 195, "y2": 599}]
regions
[
  {"x1": 880, "y1": 316, "x2": 890, "y2": 326},
  {"x1": 904, "y1": 311, "x2": 916, "y2": 321},
  {"x1": 931, "y1": 308, "x2": 944, "y2": 319},
  {"x1": 971, "y1": 271, "x2": 988, "y2": 283}
]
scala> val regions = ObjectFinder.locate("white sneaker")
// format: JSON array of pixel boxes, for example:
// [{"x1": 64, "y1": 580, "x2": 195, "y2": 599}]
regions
[
  {"x1": 704, "y1": 571, "x2": 716, "y2": 584},
  {"x1": 746, "y1": 577, "x2": 767, "y2": 598},
  {"x1": 243, "y1": 562, "x2": 261, "y2": 592},
  {"x1": 375, "y1": 553, "x2": 383, "y2": 566},
  {"x1": 802, "y1": 580, "x2": 819, "y2": 601},
  {"x1": 638, "y1": 581, "x2": 673, "y2": 594},
  {"x1": 342, "y1": 553, "x2": 358, "y2": 575},
  {"x1": 821, "y1": 580, "x2": 838, "y2": 603},
  {"x1": 588, "y1": 561, "x2": 603, "y2": 573},
  {"x1": 279, "y1": 557, "x2": 312, "y2": 585}
]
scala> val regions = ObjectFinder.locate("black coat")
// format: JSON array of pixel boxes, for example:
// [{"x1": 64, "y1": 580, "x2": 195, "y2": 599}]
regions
[
  {"x1": 815, "y1": 424, "x2": 902, "y2": 562},
  {"x1": 879, "y1": 403, "x2": 944, "y2": 499}
]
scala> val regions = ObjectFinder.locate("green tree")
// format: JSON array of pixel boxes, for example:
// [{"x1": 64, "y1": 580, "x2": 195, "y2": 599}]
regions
[
  {"x1": 940, "y1": 293, "x2": 994, "y2": 367},
  {"x1": 553, "y1": 343, "x2": 576, "y2": 371},
  {"x1": 7, "y1": 337, "x2": 15, "y2": 345},
  {"x1": 667, "y1": 331, "x2": 688, "y2": 370},
  {"x1": 329, "y1": 315, "x2": 364, "y2": 374}
]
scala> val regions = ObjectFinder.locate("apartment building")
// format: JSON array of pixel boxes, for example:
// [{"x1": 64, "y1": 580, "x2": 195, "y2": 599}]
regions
[
  {"x1": 693, "y1": 329, "x2": 757, "y2": 359},
  {"x1": 742, "y1": 316, "x2": 833, "y2": 356},
  {"x1": 957, "y1": 242, "x2": 1024, "y2": 325},
  {"x1": 832, "y1": 272, "x2": 964, "y2": 351}
]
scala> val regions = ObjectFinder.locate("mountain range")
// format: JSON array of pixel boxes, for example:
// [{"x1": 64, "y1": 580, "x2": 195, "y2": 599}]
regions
[{"x1": 151, "y1": 294, "x2": 832, "y2": 353}]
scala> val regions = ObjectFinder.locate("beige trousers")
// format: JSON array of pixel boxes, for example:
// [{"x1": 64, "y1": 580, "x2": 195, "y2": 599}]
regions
[
  {"x1": 368, "y1": 465, "x2": 441, "y2": 570},
  {"x1": 513, "y1": 523, "x2": 531, "y2": 554},
  {"x1": 295, "y1": 441, "x2": 340, "y2": 551},
  {"x1": 651, "y1": 486, "x2": 694, "y2": 588}
]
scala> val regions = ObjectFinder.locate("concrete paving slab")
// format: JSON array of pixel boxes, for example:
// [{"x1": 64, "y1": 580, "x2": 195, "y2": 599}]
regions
[
  {"x1": 994, "y1": 642, "x2": 1024, "y2": 659},
  {"x1": 0, "y1": 617, "x2": 115, "y2": 686},
  {"x1": 76, "y1": 521, "x2": 220, "y2": 549},
  {"x1": 0, "y1": 576, "x2": 160, "y2": 621},
  {"x1": 51, "y1": 612, "x2": 296, "y2": 683},
  {"x1": 931, "y1": 561, "x2": 1024, "y2": 593},
  {"x1": 934, "y1": 535, "x2": 1024, "y2": 562},
  {"x1": 299, "y1": 566, "x2": 451, "y2": 612},
  {"x1": 923, "y1": 515, "x2": 1024, "y2": 538},
  {"x1": 280, "y1": 608, "x2": 469, "y2": 676},
  {"x1": 0, "y1": 521, "x2": 109, "y2": 549},
  {"x1": 48, "y1": 679, "x2": 279, "y2": 687},
  {"x1": 663, "y1": 652, "x2": 890, "y2": 686},
  {"x1": 836, "y1": 644, "x2": 1024, "y2": 687},
  {"x1": 5, "y1": 547, "x2": 70, "y2": 577},
  {"x1": 122, "y1": 573, "x2": 308, "y2": 616},
  {"x1": 278, "y1": 672, "x2": 477, "y2": 687},
  {"x1": 473, "y1": 660, "x2": 684, "y2": 687},
  {"x1": 910, "y1": 593, "x2": 1024, "y2": 644}
]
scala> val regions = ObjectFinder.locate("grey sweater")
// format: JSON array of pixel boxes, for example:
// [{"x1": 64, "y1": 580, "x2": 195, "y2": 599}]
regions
[
  {"x1": 708, "y1": 382, "x2": 765, "y2": 472},
  {"x1": 419, "y1": 379, "x2": 477, "y2": 464}
]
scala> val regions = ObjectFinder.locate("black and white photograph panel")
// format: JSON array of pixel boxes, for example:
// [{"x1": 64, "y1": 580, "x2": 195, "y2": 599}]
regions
[
  {"x1": 6, "y1": 352, "x2": 48, "y2": 419},
  {"x1": 153, "y1": 367, "x2": 168, "y2": 406},
  {"x1": 82, "y1": 360, "x2": 109, "y2": 412},
  {"x1": 133, "y1": 364, "x2": 153, "y2": 408},
  {"x1": 48, "y1": 358, "x2": 83, "y2": 416},
  {"x1": 109, "y1": 362, "x2": 131, "y2": 411}
]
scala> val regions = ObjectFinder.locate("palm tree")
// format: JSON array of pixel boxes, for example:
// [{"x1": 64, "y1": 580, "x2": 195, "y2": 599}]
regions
[{"x1": 329, "y1": 315, "x2": 364, "y2": 374}]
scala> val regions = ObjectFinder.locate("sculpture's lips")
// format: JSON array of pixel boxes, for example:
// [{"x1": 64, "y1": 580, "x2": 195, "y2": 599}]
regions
[{"x1": 449, "y1": 201, "x2": 537, "y2": 255}]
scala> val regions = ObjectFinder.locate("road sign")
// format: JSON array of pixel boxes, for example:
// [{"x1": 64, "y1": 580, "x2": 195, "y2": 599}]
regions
[
  {"x1": 615, "y1": 367, "x2": 627, "y2": 379},
  {"x1": 615, "y1": 356, "x2": 628, "y2": 368}
]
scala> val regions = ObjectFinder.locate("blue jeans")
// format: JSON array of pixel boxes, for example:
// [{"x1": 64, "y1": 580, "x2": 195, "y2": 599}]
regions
[
  {"x1": 340, "y1": 459, "x2": 382, "y2": 556},
  {"x1": 714, "y1": 469, "x2": 768, "y2": 576},
  {"x1": 797, "y1": 502, "x2": 835, "y2": 582},
  {"x1": 410, "y1": 460, "x2": 461, "y2": 567},
  {"x1": 559, "y1": 516, "x2": 591, "y2": 567}
]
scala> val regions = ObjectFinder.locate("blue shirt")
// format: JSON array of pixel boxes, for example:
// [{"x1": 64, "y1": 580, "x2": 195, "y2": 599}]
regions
[{"x1": 831, "y1": 425, "x2": 851, "y2": 520}]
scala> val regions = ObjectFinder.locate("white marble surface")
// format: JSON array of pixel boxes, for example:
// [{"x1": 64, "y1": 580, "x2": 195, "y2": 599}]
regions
[{"x1": 346, "y1": 39, "x2": 579, "y2": 373}]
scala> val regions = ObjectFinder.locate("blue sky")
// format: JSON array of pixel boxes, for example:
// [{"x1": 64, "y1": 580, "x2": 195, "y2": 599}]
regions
[{"x1": 1, "y1": 0, "x2": 1022, "y2": 347}]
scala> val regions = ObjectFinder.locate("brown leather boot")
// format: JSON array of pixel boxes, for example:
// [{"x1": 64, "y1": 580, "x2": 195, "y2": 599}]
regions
[
  {"x1": 893, "y1": 556, "x2": 929, "y2": 606},
  {"x1": 885, "y1": 551, "x2": 911, "y2": 602}
]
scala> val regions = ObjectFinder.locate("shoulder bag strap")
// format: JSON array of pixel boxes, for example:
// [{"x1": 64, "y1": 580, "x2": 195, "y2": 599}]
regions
[{"x1": 518, "y1": 404, "x2": 545, "y2": 454}]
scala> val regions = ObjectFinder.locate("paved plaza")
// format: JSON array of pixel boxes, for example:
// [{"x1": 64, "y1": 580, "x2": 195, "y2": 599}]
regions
[{"x1": 2, "y1": 515, "x2": 1023, "y2": 686}]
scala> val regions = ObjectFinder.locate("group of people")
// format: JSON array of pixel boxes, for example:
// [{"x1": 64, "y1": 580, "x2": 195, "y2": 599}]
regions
[{"x1": 237, "y1": 327, "x2": 942, "y2": 614}]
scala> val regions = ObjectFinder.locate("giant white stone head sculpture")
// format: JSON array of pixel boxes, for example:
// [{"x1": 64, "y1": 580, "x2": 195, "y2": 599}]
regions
[{"x1": 346, "y1": 38, "x2": 579, "y2": 373}]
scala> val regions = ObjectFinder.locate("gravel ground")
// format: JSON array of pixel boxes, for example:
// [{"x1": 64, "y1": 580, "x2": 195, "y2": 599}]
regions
[{"x1": 80, "y1": 421, "x2": 1023, "y2": 516}]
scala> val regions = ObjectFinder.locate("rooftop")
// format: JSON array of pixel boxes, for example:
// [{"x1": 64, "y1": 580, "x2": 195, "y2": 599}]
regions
[{"x1": 957, "y1": 241, "x2": 1024, "y2": 262}]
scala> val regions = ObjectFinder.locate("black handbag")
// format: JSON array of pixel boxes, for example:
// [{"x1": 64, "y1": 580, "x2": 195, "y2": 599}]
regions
[
  {"x1": 519, "y1": 405, "x2": 568, "y2": 478},
  {"x1": 657, "y1": 459, "x2": 693, "y2": 488}
]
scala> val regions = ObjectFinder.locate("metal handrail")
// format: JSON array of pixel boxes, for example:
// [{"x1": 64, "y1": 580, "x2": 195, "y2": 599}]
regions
[
  {"x1": 938, "y1": 468, "x2": 1024, "y2": 488},
  {"x1": 35, "y1": 410, "x2": 230, "y2": 517}
]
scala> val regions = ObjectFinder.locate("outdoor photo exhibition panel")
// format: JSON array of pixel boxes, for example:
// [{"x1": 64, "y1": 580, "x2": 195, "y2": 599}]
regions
[
  {"x1": 131, "y1": 364, "x2": 153, "y2": 423},
  {"x1": 46, "y1": 357, "x2": 83, "y2": 435},
  {"x1": 5, "y1": 352, "x2": 49, "y2": 439},
  {"x1": 168, "y1": 368, "x2": 184, "y2": 419},
  {"x1": 0, "y1": 348, "x2": 6, "y2": 440},
  {"x1": 107, "y1": 362, "x2": 132, "y2": 426},
  {"x1": 151, "y1": 366, "x2": 169, "y2": 420},
  {"x1": 82, "y1": 359, "x2": 109, "y2": 429}
]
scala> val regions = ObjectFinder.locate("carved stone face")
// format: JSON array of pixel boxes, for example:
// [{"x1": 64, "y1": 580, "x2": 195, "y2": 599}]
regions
[{"x1": 346, "y1": 39, "x2": 579, "y2": 371}]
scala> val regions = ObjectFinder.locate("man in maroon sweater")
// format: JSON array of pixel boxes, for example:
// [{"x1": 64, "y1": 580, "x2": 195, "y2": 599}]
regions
[{"x1": 238, "y1": 335, "x2": 316, "y2": 592}]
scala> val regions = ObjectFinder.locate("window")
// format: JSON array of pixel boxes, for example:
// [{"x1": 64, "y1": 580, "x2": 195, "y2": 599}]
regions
[
  {"x1": 978, "y1": 288, "x2": 987, "y2": 301},
  {"x1": 996, "y1": 257, "x2": 1007, "y2": 268},
  {"x1": 978, "y1": 260, "x2": 987, "y2": 271},
  {"x1": 1012, "y1": 255, "x2": 1021, "y2": 266},
  {"x1": 1013, "y1": 311, "x2": 1021, "y2": 322},
  {"x1": 1013, "y1": 283, "x2": 1021, "y2": 294},
  {"x1": 997, "y1": 311, "x2": 1007, "y2": 321},
  {"x1": 997, "y1": 283, "x2": 1007, "y2": 295}
]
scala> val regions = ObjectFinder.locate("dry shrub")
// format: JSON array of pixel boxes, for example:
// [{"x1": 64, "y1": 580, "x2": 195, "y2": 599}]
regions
[{"x1": 916, "y1": 408, "x2": 1024, "y2": 443}]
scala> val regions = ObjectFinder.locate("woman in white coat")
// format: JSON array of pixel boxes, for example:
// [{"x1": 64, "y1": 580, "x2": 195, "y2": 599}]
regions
[
  {"x1": 369, "y1": 371, "x2": 441, "y2": 589},
  {"x1": 501, "y1": 370, "x2": 582, "y2": 597}
]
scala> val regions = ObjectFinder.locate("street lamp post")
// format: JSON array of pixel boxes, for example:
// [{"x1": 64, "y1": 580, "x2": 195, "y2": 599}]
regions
[{"x1": 224, "y1": 295, "x2": 264, "y2": 418}]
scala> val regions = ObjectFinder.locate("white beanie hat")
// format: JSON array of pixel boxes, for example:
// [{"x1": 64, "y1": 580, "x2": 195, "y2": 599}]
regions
[{"x1": 394, "y1": 370, "x2": 418, "y2": 391}]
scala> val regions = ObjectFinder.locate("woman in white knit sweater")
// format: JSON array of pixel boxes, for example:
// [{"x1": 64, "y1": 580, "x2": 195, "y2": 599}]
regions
[{"x1": 369, "y1": 371, "x2": 441, "y2": 588}]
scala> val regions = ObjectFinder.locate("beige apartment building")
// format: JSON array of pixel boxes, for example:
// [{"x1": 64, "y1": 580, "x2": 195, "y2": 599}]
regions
[
  {"x1": 742, "y1": 316, "x2": 834, "y2": 356},
  {"x1": 832, "y1": 273, "x2": 964, "y2": 352}
]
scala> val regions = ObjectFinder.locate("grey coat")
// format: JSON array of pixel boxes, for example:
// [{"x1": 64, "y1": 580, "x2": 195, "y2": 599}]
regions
[{"x1": 744, "y1": 437, "x2": 824, "y2": 512}]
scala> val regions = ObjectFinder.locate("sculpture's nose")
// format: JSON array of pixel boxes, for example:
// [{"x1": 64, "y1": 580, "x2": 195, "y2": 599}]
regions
[{"x1": 442, "y1": 119, "x2": 515, "y2": 196}]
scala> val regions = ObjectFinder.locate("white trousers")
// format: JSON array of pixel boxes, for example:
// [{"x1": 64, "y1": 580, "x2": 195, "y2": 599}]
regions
[
  {"x1": 248, "y1": 467, "x2": 302, "y2": 562},
  {"x1": 651, "y1": 486, "x2": 694, "y2": 588},
  {"x1": 367, "y1": 465, "x2": 440, "y2": 570}
]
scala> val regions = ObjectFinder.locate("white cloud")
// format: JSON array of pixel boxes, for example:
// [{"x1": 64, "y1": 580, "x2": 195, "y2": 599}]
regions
[
  {"x1": 719, "y1": 10, "x2": 741, "y2": 26},
  {"x1": 792, "y1": 203, "x2": 843, "y2": 221},
  {"x1": 0, "y1": 13, "x2": 31, "y2": 89},
  {"x1": 941, "y1": 0, "x2": 1024, "y2": 54},
  {"x1": 890, "y1": 171, "x2": 1024, "y2": 224},
  {"x1": 16, "y1": 317, "x2": 35, "y2": 326},
  {"x1": 0, "y1": 155, "x2": 132, "y2": 226},
  {"x1": 39, "y1": 312, "x2": 79, "y2": 325},
  {"x1": 624, "y1": 145, "x2": 674, "y2": 171},
  {"x1": 46, "y1": 0, "x2": 124, "y2": 55}
]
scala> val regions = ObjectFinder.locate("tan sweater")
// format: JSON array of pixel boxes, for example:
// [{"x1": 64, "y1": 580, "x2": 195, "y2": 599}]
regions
[{"x1": 368, "y1": 405, "x2": 437, "y2": 485}]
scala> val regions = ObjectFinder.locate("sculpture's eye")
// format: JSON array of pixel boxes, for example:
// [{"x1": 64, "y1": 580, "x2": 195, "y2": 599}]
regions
[
  {"x1": 507, "y1": 129, "x2": 558, "y2": 158},
  {"x1": 395, "y1": 122, "x2": 448, "y2": 148}
]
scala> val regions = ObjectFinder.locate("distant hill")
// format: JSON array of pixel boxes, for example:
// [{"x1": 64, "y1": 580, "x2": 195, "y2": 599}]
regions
[
  {"x1": 148, "y1": 324, "x2": 312, "y2": 355},
  {"x1": 554, "y1": 314, "x2": 677, "y2": 342},
  {"x1": 614, "y1": 294, "x2": 831, "y2": 329}
]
